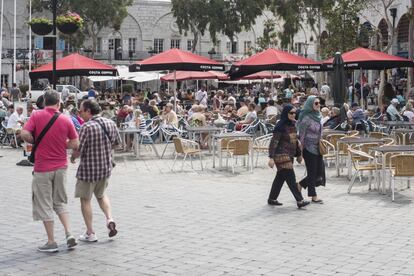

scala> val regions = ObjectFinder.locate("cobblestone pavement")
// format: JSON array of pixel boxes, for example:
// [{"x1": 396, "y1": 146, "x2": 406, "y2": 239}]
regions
[{"x1": 1, "y1": 145, "x2": 414, "y2": 276}]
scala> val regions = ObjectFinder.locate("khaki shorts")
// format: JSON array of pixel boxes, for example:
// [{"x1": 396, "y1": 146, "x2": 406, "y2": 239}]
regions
[
  {"x1": 75, "y1": 178, "x2": 108, "y2": 200},
  {"x1": 32, "y1": 169, "x2": 68, "y2": 221}
]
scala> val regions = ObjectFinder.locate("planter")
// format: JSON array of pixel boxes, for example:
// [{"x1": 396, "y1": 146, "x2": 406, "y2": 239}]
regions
[
  {"x1": 57, "y1": 22, "x2": 79, "y2": 35},
  {"x1": 30, "y1": 23, "x2": 53, "y2": 36}
]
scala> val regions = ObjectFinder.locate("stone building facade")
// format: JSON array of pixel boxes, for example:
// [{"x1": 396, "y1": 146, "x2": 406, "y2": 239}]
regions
[{"x1": 0, "y1": 0, "x2": 412, "y2": 87}]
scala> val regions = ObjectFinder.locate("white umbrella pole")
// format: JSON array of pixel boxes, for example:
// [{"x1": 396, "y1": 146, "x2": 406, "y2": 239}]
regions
[
  {"x1": 28, "y1": 0, "x2": 32, "y2": 92},
  {"x1": 360, "y1": 68, "x2": 364, "y2": 110},
  {"x1": 174, "y1": 70, "x2": 177, "y2": 113},
  {"x1": 271, "y1": 70, "x2": 274, "y2": 94},
  {"x1": 0, "y1": 0, "x2": 3, "y2": 85}
]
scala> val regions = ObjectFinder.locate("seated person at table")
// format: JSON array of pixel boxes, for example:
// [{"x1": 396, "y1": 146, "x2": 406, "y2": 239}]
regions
[
  {"x1": 134, "y1": 109, "x2": 147, "y2": 130},
  {"x1": 236, "y1": 103, "x2": 257, "y2": 130},
  {"x1": 221, "y1": 104, "x2": 237, "y2": 120},
  {"x1": 386, "y1": 98, "x2": 403, "y2": 121},
  {"x1": 264, "y1": 100, "x2": 278, "y2": 122},
  {"x1": 350, "y1": 103, "x2": 365, "y2": 130},
  {"x1": 324, "y1": 107, "x2": 342, "y2": 129},
  {"x1": 161, "y1": 103, "x2": 178, "y2": 128},
  {"x1": 188, "y1": 105, "x2": 206, "y2": 127},
  {"x1": 321, "y1": 107, "x2": 330, "y2": 125},
  {"x1": 6, "y1": 105, "x2": 25, "y2": 147},
  {"x1": 403, "y1": 102, "x2": 414, "y2": 121},
  {"x1": 237, "y1": 100, "x2": 249, "y2": 118}
]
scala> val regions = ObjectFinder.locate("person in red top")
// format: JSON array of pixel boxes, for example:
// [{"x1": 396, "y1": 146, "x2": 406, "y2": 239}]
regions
[{"x1": 21, "y1": 90, "x2": 80, "y2": 253}]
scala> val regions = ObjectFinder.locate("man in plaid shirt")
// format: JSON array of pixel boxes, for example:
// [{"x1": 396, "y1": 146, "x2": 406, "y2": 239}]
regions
[{"x1": 71, "y1": 100, "x2": 120, "y2": 242}]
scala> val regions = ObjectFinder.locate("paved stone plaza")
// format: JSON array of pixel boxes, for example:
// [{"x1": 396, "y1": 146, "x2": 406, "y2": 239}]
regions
[{"x1": 1, "y1": 146, "x2": 414, "y2": 276}]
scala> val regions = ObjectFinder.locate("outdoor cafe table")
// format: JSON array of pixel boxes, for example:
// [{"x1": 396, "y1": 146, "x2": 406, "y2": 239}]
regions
[
  {"x1": 186, "y1": 126, "x2": 224, "y2": 151},
  {"x1": 381, "y1": 121, "x2": 414, "y2": 130},
  {"x1": 212, "y1": 132, "x2": 252, "y2": 169},
  {"x1": 371, "y1": 145, "x2": 414, "y2": 194},
  {"x1": 392, "y1": 128, "x2": 414, "y2": 145},
  {"x1": 118, "y1": 128, "x2": 159, "y2": 159},
  {"x1": 336, "y1": 137, "x2": 384, "y2": 178}
]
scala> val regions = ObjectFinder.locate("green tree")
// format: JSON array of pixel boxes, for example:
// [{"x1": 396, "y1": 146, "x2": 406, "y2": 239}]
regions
[
  {"x1": 171, "y1": 0, "x2": 268, "y2": 52},
  {"x1": 255, "y1": 19, "x2": 278, "y2": 52},
  {"x1": 30, "y1": 0, "x2": 133, "y2": 55}
]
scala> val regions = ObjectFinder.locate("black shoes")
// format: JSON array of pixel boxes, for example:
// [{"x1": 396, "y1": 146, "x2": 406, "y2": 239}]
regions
[
  {"x1": 297, "y1": 200, "x2": 310, "y2": 208},
  {"x1": 311, "y1": 199, "x2": 324, "y2": 204},
  {"x1": 267, "y1": 199, "x2": 283, "y2": 206}
]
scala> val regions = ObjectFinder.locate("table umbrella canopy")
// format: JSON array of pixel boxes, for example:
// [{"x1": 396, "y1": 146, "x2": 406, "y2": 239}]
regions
[
  {"x1": 323, "y1": 47, "x2": 414, "y2": 70},
  {"x1": 160, "y1": 71, "x2": 228, "y2": 82},
  {"x1": 129, "y1": 49, "x2": 225, "y2": 72},
  {"x1": 228, "y1": 48, "x2": 322, "y2": 79},
  {"x1": 29, "y1": 53, "x2": 117, "y2": 79}
]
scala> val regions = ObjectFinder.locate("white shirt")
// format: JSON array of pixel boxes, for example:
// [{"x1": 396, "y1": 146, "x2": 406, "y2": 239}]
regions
[
  {"x1": 61, "y1": 87, "x2": 70, "y2": 101},
  {"x1": 195, "y1": 89, "x2": 208, "y2": 106},
  {"x1": 7, "y1": 112, "x2": 24, "y2": 129},
  {"x1": 321, "y1": 85, "x2": 330, "y2": 95},
  {"x1": 403, "y1": 110, "x2": 414, "y2": 121},
  {"x1": 265, "y1": 106, "x2": 278, "y2": 118}
]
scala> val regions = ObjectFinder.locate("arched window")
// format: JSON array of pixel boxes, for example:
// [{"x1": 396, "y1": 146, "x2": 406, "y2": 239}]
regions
[
  {"x1": 397, "y1": 14, "x2": 409, "y2": 53},
  {"x1": 378, "y1": 19, "x2": 389, "y2": 48},
  {"x1": 359, "y1": 22, "x2": 372, "y2": 48}
]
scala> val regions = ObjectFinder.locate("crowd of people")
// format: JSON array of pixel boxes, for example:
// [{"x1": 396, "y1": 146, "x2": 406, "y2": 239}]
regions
[{"x1": 0, "y1": 78, "x2": 414, "y2": 252}]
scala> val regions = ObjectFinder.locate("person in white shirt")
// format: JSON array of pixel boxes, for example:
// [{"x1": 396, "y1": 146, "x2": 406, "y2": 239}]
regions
[
  {"x1": 387, "y1": 98, "x2": 403, "y2": 121},
  {"x1": 7, "y1": 106, "x2": 24, "y2": 129},
  {"x1": 239, "y1": 103, "x2": 257, "y2": 125},
  {"x1": 403, "y1": 102, "x2": 414, "y2": 121},
  {"x1": 265, "y1": 100, "x2": 278, "y2": 121},
  {"x1": 195, "y1": 85, "x2": 208, "y2": 107},
  {"x1": 320, "y1": 82, "x2": 330, "y2": 100},
  {"x1": 61, "y1": 86, "x2": 70, "y2": 103},
  {"x1": 321, "y1": 107, "x2": 330, "y2": 125},
  {"x1": 6, "y1": 106, "x2": 24, "y2": 147}
]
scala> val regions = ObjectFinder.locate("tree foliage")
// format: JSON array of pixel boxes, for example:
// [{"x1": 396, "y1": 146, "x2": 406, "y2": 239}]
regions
[
  {"x1": 30, "y1": 0, "x2": 133, "y2": 54},
  {"x1": 171, "y1": 0, "x2": 268, "y2": 52}
]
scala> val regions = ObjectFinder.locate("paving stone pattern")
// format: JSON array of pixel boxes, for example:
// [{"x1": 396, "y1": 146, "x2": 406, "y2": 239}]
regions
[{"x1": 1, "y1": 146, "x2": 414, "y2": 276}]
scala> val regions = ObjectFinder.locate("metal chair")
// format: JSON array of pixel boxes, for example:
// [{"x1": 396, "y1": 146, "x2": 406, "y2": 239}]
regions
[
  {"x1": 253, "y1": 133, "x2": 272, "y2": 167},
  {"x1": 171, "y1": 137, "x2": 203, "y2": 171},
  {"x1": 389, "y1": 155, "x2": 414, "y2": 201},
  {"x1": 160, "y1": 126, "x2": 184, "y2": 158},
  {"x1": 347, "y1": 148, "x2": 381, "y2": 194}
]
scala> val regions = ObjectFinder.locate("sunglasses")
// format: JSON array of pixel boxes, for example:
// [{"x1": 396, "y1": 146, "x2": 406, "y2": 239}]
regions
[
  {"x1": 288, "y1": 111, "x2": 296, "y2": 115},
  {"x1": 314, "y1": 102, "x2": 320, "y2": 105}
]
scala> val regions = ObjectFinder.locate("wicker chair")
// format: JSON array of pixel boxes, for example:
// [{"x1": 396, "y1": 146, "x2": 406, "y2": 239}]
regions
[
  {"x1": 389, "y1": 155, "x2": 414, "y2": 201},
  {"x1": 369, "y1": 132, "x2": 389, "y2": 139},
  {"x1": 225, "y1": 139, "x2": 251, "y2": 174},
  {"x1": 171, "y1": 137, "x2": 203, "y2": 171}
]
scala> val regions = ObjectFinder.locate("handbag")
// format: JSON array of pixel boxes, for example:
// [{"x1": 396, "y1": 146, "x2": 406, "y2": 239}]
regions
[
  {"x1": 28, "y1": 112, "x2": 60, "y2": 163},
  {"x1": 319, "y1": 139, "x2": 328, "y2": 156}
]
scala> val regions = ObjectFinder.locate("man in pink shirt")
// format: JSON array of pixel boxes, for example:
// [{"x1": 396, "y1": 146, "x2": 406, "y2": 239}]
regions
[{"x1": 21, "y1": 90, "x2": 80, "y2": 253}]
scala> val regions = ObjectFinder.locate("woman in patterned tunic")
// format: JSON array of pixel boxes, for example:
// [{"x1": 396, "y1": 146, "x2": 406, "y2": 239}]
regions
[{"x1": 268, "y1": 104, "x2": 310, "y2": 208}]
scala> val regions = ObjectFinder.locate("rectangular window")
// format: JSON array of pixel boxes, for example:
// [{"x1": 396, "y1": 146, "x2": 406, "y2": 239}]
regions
[
  {"x1": 295, "y1": 43, "x2": 303, "y2": 55},
  {"x1": 154, "y1": 39, "x2": 164, "y2": 53},
  {"x1": 231, "y1": 41, "x2": 237, "y2": 54},
  {"x1": 243, "y1": 41, "x2": 252, "y2": 54},
  {"x1": 96, "y1": 38, "x2": 102, "y2": 53},
  {"x1": 187, "y1": 40, "x2": 194, "y2": 51},
  {"x1": 128, "y1": 38, "x2": 136, "y2": 53},
  {"x1": 226, "y1": 41, "x2": 231, "y2": 52},
  {"x1": 170, "y1": 39, "x2": 180, "y2": 49},
  {"x1": 108, "y1": 39, "x2": 114, "y2": 50},
  {"x1": 215, "y1": 40, "x2": 221, "y2": 53}
]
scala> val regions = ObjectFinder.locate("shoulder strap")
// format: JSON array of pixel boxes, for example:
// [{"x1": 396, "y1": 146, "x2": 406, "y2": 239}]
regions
[
  {"x1": 34, "y1": 112, "x2": 60, "y2": 147},
  {"x1": 94, "y1": 118, "x2": 111, "y2": 142}
]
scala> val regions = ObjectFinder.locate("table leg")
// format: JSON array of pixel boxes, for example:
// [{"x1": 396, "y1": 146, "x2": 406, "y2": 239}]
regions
[
  {"x1": 347, "y1": 151, "x2": 352, "y2": 180},
  {"x1": 382, "y1": 153, "x2": 386, "y2": 194},
  {"x1": 336, "y1": 144, "x2": 340, "y2": 177},
  {"x1": 212, "y1": 138, "x2": 216, "y2": 168}
]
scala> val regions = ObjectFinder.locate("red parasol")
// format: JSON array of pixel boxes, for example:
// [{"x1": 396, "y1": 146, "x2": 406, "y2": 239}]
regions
[{"x1": 29, "y1": 53, "x2": 117, "y2": 79}]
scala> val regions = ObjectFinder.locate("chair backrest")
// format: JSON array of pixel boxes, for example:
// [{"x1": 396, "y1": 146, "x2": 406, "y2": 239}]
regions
[
  {"x1": 369, "y1": 132, "x2": 388, "y2": 139},
  {"x1": 347, "y1": 130, "x2": 359, "y2": 137},
  {"x1": 173, "y1": 137, "x2": 185, "y2": 154},
  {"x1": 354, "y1": 142, "x2": 382, "y2": 161},
  {"x1": 254, "y1": 133, "x2": 273, "y2": 146},
  {"x1": 326, "y1": 134, "x2": 346, "y2": 150},
  {"x1": 348, "y1": 148, "x2": 374, "y2": 169},
  {"x1": 391, "y1": 155, "x2": 414, "y2": 176},
  {"x1": 382, "y1": 137, "x2": 395, "y2": 146},
  {"x1": 228, "y1": 139, "x2": 250, "y2": 155}
]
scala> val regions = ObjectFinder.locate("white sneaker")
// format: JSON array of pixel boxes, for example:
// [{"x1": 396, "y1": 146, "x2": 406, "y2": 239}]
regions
[{"x1": 79, "y1": 232, "x2": 98, "y2": 242}]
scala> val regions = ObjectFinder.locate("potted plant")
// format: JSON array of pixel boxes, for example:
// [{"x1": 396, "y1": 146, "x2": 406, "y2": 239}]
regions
[
  {"x1": 28, "y1": 18, "x2": 53, "y2": 36},
  {"x1": 57, "y1": 12, "x2": 83, "y2": 35}
]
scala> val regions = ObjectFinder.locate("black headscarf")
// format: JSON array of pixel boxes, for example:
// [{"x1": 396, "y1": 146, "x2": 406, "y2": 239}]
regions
[{"x1": 273, "y1": 104, "x2": 295, "y2": 133}]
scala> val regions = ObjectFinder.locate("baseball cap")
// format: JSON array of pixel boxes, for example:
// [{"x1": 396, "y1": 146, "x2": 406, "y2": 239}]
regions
[{"x1": 391, "y1": 98, "x2": 399, "y2": 104}]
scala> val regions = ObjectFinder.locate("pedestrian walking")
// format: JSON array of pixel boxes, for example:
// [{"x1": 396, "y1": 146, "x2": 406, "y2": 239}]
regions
[
  {"x1": 10, "y1": 83, "x2": 21, "y2": 102},
  {"x1": 21, "y1": 90, "x2": 79, "y2": 252},
  {"x1": 267, "y1": 105, "x2": 310, "y2": 208},
  {"x1": 297, "y1": 96, "x2": 325, "y2": 203},
  {"x1": 71, "y1": 100, "x2": 120, "y2": 242}
]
